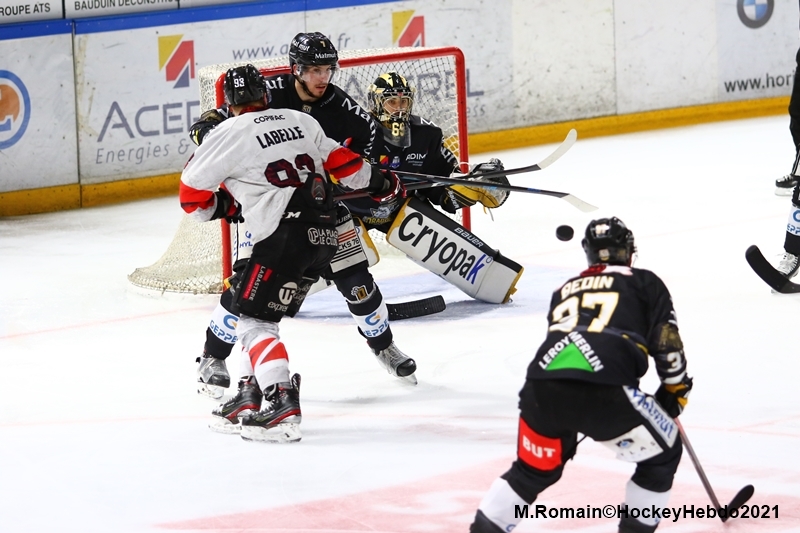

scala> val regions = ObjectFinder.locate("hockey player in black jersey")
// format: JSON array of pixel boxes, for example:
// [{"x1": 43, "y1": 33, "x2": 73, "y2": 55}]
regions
[
  {"x1": 190, "y1": 34, "x2": 415, "y2": 414},
  {"x1": 470, "y1": 217, "x2": 694, "y2": 533}
]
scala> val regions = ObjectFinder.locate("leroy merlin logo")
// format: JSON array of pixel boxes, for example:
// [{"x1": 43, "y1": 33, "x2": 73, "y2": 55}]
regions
[
  {"x1": 539, "y1": 331, "x2": 604, "y2": 372},
  {"x1": 158, "y1": 35, "x2": 195, "y2": 89}
]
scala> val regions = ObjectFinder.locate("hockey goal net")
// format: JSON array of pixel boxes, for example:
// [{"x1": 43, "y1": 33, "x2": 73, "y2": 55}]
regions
[{"x1": 128, "y1": 46, "x2": 469, "y2": 294}]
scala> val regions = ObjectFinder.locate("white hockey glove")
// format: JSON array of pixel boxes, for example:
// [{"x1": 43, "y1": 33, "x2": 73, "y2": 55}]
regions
[{"x1": 448, "y1": 158, "x2": 510, "y2": 209}]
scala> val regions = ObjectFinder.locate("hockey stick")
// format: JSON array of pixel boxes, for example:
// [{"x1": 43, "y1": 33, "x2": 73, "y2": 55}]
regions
[
  {"x1": 676, "y1": 419, "x2": 755, "y2": 522},
  {"x1": 334, "y1": 128, "x2": 584, "y2": 203},
  {"x1": 393, "y1": 174, "x2": 598, "y2": 213},
  {"x1": 745, "y1": 245, "x2": 800, "y2": 294},
  {"x1": 387, "y1": 295, "x2": 446, "y2": 320}
]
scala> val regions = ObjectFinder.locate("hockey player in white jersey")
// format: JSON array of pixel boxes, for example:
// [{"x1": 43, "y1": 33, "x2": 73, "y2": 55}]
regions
[{"x1": 180, "y1": 65, "x2": 403, "y2": 442}]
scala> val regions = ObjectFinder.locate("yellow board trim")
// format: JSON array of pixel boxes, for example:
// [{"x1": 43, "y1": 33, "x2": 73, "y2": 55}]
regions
[
  {"x1": 0, "y1": 97, "x2": 790, "y2": 216},
  {"x1": 0, "y1": 173, "x2": 181, "y2": 216}
]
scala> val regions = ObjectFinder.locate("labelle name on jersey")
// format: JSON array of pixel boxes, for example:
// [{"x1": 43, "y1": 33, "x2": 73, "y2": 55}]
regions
[
  {"x1": 257, "y1": 126, "x2": 305, "y2": 148},
  {"x1": 560, "y1": 275, "x2": 614, "y2": 300}
]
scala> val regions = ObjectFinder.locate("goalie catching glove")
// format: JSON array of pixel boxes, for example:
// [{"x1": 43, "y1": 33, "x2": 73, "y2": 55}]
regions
[
  {"x1": 209, "y1": 189, "x2": 244, "y2": 224},
  {"x1": 443, "y1": 158, "x2": 510, "y2": 211}
]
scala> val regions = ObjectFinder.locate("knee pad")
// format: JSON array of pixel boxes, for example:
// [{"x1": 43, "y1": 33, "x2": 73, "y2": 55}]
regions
[
  {"x1": 386, "y1": 197, "x2": 523, "y2": 303},
  {"x1": 234, "y1": 259, "x2": 303, "y2": 322}
]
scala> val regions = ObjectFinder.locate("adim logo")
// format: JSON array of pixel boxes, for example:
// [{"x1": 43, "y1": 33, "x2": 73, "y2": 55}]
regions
[
  {"x1": 158, "y1": 35, "x2": 195, "y2": 88},
  {"x1": 0, "y1": 70, "x2": 31, "y2": 149},
  {"x1": 393, "y1": 10, "x2": 425, "y2": 47}
]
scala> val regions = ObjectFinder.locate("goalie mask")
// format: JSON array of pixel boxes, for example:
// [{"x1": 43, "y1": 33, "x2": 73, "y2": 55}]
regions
[
  {"x1": 368, "y1": 72, "x2": 415, "y2": 148},
  {"x1": 582, "y1": 217, "x2": 637, "y2": 266},
  {"x1": 289, "y1": 32, "x2": 339, "y2": 94},
  {"x1": 223, "y1": 64, "x2": 270, "y2": 108}
]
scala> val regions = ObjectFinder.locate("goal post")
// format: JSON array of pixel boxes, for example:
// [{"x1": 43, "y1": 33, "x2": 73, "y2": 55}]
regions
[{"x1": 128, "y1": 46, "x2": 470, "y2": 295}]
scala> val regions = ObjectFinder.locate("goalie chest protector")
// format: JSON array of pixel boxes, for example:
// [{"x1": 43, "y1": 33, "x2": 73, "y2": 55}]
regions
[{"x1": 386, "y1": 197, "x2": 523, "y2": 303}]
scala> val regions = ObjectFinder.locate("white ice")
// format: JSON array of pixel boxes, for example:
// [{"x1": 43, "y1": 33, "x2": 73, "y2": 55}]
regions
[{"x1": 2, "y1": 116, "x2": 799, "y2": 533}]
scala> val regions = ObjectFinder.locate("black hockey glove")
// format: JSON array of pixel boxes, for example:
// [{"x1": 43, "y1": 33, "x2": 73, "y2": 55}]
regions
[
  {"x1": 448, "y1": 158, "x2": 510, "y2": 209},
  {"x1": 368, "y1": 168, "x2": 406, "y2": 205},
  {"x1": 655, "y1": 375, "x2": 693, "y2": 418},
  {"x1": 209, "y1": 189, "x2": 244, "y2": 223},
  {"x1": 189, "y1": 106, "x2": 230, "y2": 146}
]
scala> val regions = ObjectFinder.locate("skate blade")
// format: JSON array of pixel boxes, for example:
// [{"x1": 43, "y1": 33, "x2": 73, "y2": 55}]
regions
[
  {"x1": 399, "y1": 372, "x2": 418, "y2": 385},
  {"x1": 197, "y1": 382, "x2": 225, "y2": 400},
  {"x1": 208, "y1": 417, "x2": 242, "y2": 435},
  {"x1": 776, "y1": 187, "x2": 794, "y2": 196},
  {"x1": 240, "y1": 420, "x2": 302, "y2": 443}
]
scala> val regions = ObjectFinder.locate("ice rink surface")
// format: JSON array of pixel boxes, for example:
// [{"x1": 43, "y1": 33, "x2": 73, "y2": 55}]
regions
[{"x1": 2, "y1": 116, "x2": 800, "y2": 532}]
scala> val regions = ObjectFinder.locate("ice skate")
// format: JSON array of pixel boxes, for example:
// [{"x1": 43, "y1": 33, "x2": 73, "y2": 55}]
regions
[
  {"x1": 777, "y1": 252, "x2": 799, "y2": 279},
  {"x1": 775, "y1": 174, "x2": 798, "y2": 196},
  {"x1": 373, "y1": 342, "x2": 417, "y2": 385},
  {"x1": 196, "y1": 353, "x2": 231, "y2": 399},
  {"x1": 240, "y1": 374, "x2": 302, "y2": 443},
  {"x1": 208, "y1": 377, "x2": 262, "y2": 434}
]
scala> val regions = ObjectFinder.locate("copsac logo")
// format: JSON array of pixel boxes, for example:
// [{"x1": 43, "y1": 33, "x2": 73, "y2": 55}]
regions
[
  {"x1": 393, "y1": 10, "x2": 425, "y2": 47},
  {"x1": 737, "y1": 0, "x2": 773, "y2": 28},
  {"x1": 158, "y1": 35, "x2": 195, "y2": 88},
  {"x1": 0, "y1": 70, "x2": 31, "y2": 149}
]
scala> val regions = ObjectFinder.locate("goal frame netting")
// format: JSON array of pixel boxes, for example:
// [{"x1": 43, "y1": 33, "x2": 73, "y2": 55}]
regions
[{"x1": 128, "y1": 46, "x2": 469, "y2": 295}]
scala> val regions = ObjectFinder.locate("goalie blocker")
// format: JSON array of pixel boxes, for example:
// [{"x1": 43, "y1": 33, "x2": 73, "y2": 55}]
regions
[{"x1": 387, "y1": 197, "x2": 523, "y2": 303}]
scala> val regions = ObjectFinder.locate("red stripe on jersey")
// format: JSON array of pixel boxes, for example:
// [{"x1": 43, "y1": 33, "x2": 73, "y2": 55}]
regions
[
  {"x1": 324, "y1": 146, "x2": 363, "y2": 179},
  {"x1": 517, "y1": 417, "x2": 563, "y2": 471},
  {"x1": 179, "y1": 181, "x2": 215, "y2": 213}
]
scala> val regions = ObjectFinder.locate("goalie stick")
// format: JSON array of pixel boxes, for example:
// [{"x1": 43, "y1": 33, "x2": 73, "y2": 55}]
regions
[
  {"x1": 387, "y1": 295, "x2": 446, "y2": 320},
  {"x1": 676, "y1": 419, "x2": 755, "y2": 522},
  {"x1": 745, "y1": 245, "x2": 800, "y2": 294},
  {"x1": 334, "y1": 129, "x2": 589, "y2": 210}
]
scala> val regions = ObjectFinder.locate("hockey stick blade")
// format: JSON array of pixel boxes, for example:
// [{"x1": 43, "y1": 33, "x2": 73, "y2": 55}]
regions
[
  {"x1": 721, "y1": 484, "x2": 755, "y2": 522},
  {"x1": 745, "y1": 245, "x2": 800, "y2": 294},
  {"x1": 387, "y1": 295, "x2": 446, "y2": 320},
  {"x1": 334, "y1": 129, "x2": 579, "y2": 203}
]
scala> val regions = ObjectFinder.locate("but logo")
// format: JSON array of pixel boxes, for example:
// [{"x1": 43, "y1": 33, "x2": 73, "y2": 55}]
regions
[
  {"x1": 158, "y1": 35, "x2": 195, "y2": 89},
  {"x1": 0, "y1": 70, "x2": 31, "y2": 149},
  {"x1": 393, "y1": 10, "x2": 425, "y2": 47}
]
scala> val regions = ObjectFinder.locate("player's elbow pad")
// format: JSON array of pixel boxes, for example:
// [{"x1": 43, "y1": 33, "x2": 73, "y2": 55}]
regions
[{"x1": 652, "y1": 322, "x2": 687, "y2": 384}]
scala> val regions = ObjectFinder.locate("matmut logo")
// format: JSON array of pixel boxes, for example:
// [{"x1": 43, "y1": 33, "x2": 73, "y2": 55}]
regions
[
  {"x1": 158, "y1": 35, "x2": 195, "y2": 89},
  {"x1": 0, "y1": 70, "x2": 31, "y2": 149},
  {"x1": 393, "y1": 10, "x2": 425, "y2": 47}
]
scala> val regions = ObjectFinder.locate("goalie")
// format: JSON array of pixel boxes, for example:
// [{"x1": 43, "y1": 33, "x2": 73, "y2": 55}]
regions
[{"x1": 345, "y1": 72, "x2": 524, "y2": 304}]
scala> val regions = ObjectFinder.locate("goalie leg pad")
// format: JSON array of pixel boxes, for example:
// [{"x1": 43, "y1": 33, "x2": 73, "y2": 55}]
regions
[{"x1": 386, "y1": 197, "x2": 524, "y2": 303}]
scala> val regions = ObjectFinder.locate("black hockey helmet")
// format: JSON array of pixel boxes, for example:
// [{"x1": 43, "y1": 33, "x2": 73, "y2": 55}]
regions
[
  {"x1": 369, "y1": 72, "x2": 415, "y2": 147},
  {"x1": 223, "y1": 64, "x2": 270, "y2": 107},
  {"x1": 288, "y1": 32, "x2": 339, "y2": 69},
  {"x1": 582, "y1": 217, "x2": 636, "y2": 266}
]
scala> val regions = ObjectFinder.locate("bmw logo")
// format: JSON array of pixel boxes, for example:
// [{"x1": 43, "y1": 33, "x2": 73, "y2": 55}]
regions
[
  {"x1": 0, "y1": 70, "x2": 31, "y2": 150},
  {"x1": 737, "y1": 0, "x2": 774, "y2": 29}
]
